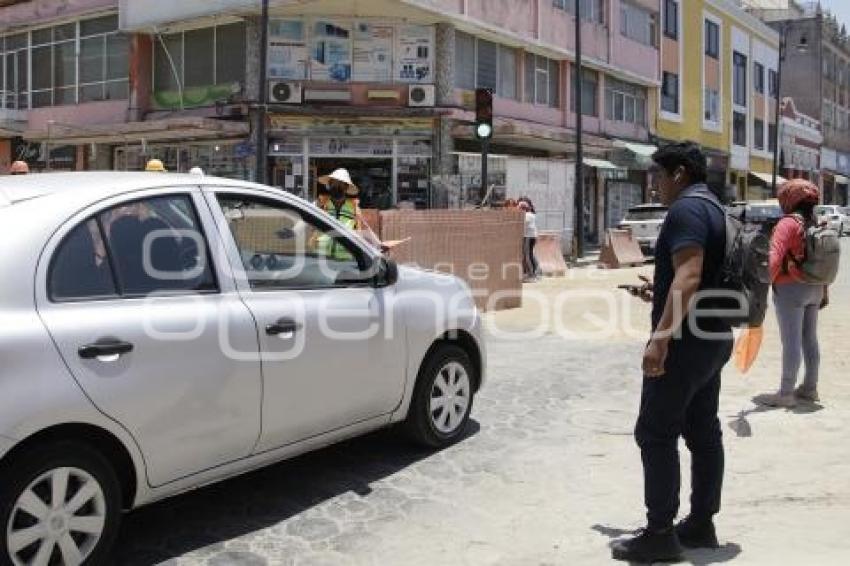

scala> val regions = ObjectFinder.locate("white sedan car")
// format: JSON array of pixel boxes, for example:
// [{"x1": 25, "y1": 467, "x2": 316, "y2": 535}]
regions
[
  {"x1": 618, "y1": 203, "x2": 668, "y2": 256},
  {"x1": 0, "y1": 173, "x2": 485, "y2": 565}
]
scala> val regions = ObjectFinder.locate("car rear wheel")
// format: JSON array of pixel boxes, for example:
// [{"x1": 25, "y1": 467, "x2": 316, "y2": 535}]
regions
[
  {"x1": 405, "y1": 344, "x2": 476, "y2": 448},
  {"x1": 0, "y1": 442, "x2": 122, "y2": 566}
]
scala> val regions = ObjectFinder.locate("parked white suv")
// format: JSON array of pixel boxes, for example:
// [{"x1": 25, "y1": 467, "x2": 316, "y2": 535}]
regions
[
  {"x1": 815, "y1": 205, "x2": 849, "y2": 236},
  {"x1": 0, "y1": 173, "x2": 485, "y2": 564},
  {"x1": 618, "y1": 203, "x2": 668, "y2": 256}
]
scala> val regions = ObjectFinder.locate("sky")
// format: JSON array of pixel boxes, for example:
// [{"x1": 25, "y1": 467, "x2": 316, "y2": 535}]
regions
[{"x1": 819, "y1": 0, "x2": 850, "y2": 29}]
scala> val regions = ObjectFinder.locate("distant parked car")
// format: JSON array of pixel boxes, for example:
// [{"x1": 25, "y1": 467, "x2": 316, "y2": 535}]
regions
[
  {"x1": 728, "y1": 200, "x2": 784, "y2": 234},
  {"x1": 815, "y1": 205, "x2": 849, "y2": 236},
  {"x1": 618, "y1": 203, "x2": 668, "y2": 256}
]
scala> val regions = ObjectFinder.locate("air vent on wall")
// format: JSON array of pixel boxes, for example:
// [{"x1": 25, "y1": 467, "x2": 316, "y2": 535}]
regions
[
  {"x1": 408, "y1": 84, "x2": 436, "y2": 107},
  {"x1": 269, "y1": 81, "x2": 302, "y2": 104}
]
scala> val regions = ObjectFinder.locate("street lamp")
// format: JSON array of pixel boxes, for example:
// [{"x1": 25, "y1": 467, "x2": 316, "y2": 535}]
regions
[{"x1": 772, "y1": 24, "x2": 808, "y2": 195}]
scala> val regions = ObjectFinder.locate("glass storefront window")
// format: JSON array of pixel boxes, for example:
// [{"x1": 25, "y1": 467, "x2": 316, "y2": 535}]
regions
[
  {"x1": 397, "y1": 156, "x2": 431, "y2": 208},
  {"x1": 113, "y1": 141, "x2": 253, "y2": 180}
]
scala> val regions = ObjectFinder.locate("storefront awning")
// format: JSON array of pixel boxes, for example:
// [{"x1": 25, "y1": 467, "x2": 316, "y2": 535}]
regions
[
  {"x1": 749, "y1": 171, "x2": 787, "y2": 185},
  {"x1": 613, "y1": 140, "x2": 657, "y2": 157},
  {"x1": 22, "y1": 117, "x2": 249, "y2": 145},
  {"x1": 584, "y1": 158, "x2": 620, "y2": 170}
]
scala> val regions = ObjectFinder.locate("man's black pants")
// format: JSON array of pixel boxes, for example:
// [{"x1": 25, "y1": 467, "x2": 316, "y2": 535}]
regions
[{"x1": 635, "y1": 330, "x2": 734, "y2": 530}]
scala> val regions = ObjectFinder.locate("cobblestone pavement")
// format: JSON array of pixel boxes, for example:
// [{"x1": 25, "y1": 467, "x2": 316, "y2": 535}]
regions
[{"x1": 114, "y1": 242, "x2": 850, "y2": 565}]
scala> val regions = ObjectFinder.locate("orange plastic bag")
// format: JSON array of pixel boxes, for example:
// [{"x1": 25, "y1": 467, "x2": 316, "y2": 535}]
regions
[{"x1": 734, "y1": 326, "x2": 764, "y2": 374}]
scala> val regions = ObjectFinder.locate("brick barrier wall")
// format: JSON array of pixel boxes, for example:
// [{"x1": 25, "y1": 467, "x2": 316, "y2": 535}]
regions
[{"x1": 379, "y1": 210, "x2": 524, "y2": 311}]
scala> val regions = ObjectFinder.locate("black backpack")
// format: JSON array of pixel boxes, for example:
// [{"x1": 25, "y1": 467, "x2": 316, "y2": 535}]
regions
[{"x1": 685, "y1": 195, "x2": 771, "y2": 328}]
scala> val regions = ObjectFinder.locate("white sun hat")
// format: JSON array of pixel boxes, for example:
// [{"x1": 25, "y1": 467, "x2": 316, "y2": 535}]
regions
[
  {"x1": 318, "y1": 168, "x2": 359, "y2": 196},
  {"x1": 189, "y1": 167, "x2": 205, "y2": 176}
]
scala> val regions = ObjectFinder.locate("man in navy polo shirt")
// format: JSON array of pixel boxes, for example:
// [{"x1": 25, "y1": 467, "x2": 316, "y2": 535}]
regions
[{"x1": 613, "y1": 142, "x2": 734, "y2": 563}]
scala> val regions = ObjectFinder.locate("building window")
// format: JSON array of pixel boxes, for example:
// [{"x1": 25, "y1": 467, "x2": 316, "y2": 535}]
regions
[
  {"x1": 498, "y1": 46, "x2": 518, "y2": 100},
  {"x1": 605, "y1": 77, "x2": 647, "y2": 125},
  {"x1": 664, "y1": 0, "x2": 678, "y2": 40},
  {"x1": 555, "y1": 0, "x2": 605, "y2": 24},
  {"x1": 754, "y1": 118, "x2": 765, "y2": 150},
  {"x1": 754, "y1": 62, "x2": 765, "y2": 95},
  {"x1": 1, "y1": 33, "x2": 30, "y2": 110},
  {"x1": 455, "y1": 31, "x2": 476, "y2": 90},
  {"x1": 79, "y1": 15, "x2": 130, "y2": 103},
  {"x1": 661, "y1": 71, "x2": 679, "y2": 114},
  {"x1": 476, "y1": 39, "x2": 498, "y2": 90},
  {"x1": 571, "y1": 67, "x2": 598, "y2": 116},
  {"x1": 621, "y1": 2, "x2": 657, "y2": 47},
  {"x1": 454, "y1": 32, "x2": 519, "y2": 101},
  {"x1": 525, "y1": 53, "x2": 560, "y2": 107},
  {"x1": 2, "y1": 15, "x2": 128, "y2": 109},
  {"x1": 769, "y1": 69, "x2": 778, "y2": 97},
  {"x1": 704, "y1": 88, "x2": 720, "y2": 123},
  {"x1": 733, "y1": 111, "x2": 746, "y2": 146},
  {"x1": 733, "y1": 51, "x2": 747, "y2": 107},
  {"x1": 154, "y1": 23, "x2": 246, "y2": 105},
  {"x1": 768, "y1": 123, "x2": 777, "y2": 152},
  {"x1": 705, "y1": 19, "x2": 719, "y2": 59}
]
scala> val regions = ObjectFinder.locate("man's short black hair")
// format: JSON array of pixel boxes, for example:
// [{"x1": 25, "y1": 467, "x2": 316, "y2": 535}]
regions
[{"x1": 651, "y1": 141, "x2": 707, "y2": 185}]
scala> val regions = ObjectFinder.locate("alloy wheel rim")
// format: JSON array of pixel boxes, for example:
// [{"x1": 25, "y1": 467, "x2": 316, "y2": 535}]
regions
[
  {"x1": 430, "y1": 361, "x2": 471, "y2": 434},
  {"x1": 6, "y1": 467, "x2": 106, "y2": 566}
]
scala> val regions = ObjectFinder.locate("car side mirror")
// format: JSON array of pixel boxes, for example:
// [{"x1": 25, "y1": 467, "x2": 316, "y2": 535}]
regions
[{"x1": 374, "y1": 257, "x2": 399, "y2": 288}]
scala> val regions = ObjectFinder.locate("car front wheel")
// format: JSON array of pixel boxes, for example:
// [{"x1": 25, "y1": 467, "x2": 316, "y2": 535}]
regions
[
  {"x1": 405, "y1": 344, "x2": 476, "y2": 448},
  {"x1": 0, "y1": 442, "x2": 122, "y2": 566}
]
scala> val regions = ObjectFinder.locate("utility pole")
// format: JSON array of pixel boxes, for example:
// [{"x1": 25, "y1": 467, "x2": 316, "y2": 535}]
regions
[
  {"x1": 574, "y1": 0, "x2": 585, "y2": 258},
  {"x1": 256, "y1": 0, "x2": 270, "y2": 184},
  {"x1": 771, "y1": 24, "x2": 785, "y2": 197}
]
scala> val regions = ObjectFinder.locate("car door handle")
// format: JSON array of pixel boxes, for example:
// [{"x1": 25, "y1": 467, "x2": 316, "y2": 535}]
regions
[
  {"x1": 265, "y1": 318, "x2": 302, "y2": 336},
  {"x1": 78, "y1": 339, "x2": 134, "y2": 361}
]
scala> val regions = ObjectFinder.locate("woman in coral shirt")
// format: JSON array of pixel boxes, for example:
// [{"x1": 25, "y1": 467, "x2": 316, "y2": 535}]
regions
[{"x1": 758, "y1": 179, "x2": 828, "y2": 408}]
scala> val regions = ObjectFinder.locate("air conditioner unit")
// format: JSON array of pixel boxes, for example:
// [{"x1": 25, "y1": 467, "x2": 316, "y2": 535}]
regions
[
  {"x1": 408, "y1": 84, "x2": 436, "y2": 107},
  {"x1": 269, "y1": 81, "x2": 302, "y2": 104}
]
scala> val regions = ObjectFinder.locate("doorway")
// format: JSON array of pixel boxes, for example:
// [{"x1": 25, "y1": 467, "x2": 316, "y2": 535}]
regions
[{"x1": 311, "y1": 158, "x2": 393, "y2": 210}]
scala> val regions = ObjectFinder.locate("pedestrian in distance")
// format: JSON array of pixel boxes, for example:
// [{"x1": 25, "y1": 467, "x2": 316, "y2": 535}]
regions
[
  {"x1": 612, "y1": 142, "x2": 734, "y2": 563},
  {"x1": 755, "y1": 179, "x2": 836, "y2": 408},
  {"x1": 518, "y1": 199, "x2": 540, "y2": 282}
]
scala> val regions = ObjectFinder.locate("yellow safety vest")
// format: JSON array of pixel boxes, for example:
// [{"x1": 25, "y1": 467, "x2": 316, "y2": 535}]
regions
[{"x1": 319, "y1": 198, "x2": 359, "y2": 261}]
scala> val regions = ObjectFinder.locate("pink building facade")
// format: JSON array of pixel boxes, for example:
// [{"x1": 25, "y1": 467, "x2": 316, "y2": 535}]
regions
[{"x1": 1, "y1": 0, "x2": 663, "y2": 244}]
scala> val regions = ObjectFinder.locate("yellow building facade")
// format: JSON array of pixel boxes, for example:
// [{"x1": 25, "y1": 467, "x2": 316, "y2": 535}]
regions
[{"x1": 657, "y1": 0, "x2": 780, "y2": 200}]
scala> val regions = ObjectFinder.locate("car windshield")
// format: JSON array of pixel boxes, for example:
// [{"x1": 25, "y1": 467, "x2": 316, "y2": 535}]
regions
[
  {"x1": 625, "y1": 207, "x2": 667, "y2": 221},
  {"x1": 747, "y1": 204, "x2": 782, "y2": 221}
]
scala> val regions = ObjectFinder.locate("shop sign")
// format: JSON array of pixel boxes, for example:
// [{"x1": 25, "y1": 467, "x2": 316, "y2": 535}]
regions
[
  {"x1": 309, "y1": 138, "x2": 393, "y2": 157},
  {"x1": 269, "y1": 20, "x2": 309, "y2": 80},
  {"x1": 266, "y1": 19, "x2": 434, "y2": 84},
  {"x1": 269, "y1": 116, "x2": 433, "y2": 138},
  {"x1": 353, "y1": 22, "x2": 393, "y2": 83},
  {"x1": 395, "y1": 25, "x2": 434, "y2": 83},
  {"x1": 311, "y1": 20, "x2": 353, "y2": 82},
  {"x1": 234, "y1": 142, "x2": 255, "y2": 159}
]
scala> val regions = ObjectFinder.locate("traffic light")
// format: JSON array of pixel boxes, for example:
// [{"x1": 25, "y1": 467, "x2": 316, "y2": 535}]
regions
[{"x1": 475, "y1": 88, "x2": 493, "y2": 140}]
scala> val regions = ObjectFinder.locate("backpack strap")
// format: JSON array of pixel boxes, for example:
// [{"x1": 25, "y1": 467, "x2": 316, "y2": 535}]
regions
[{"x1": 681, "y1": 193, "x2": 733, "y2": 258}]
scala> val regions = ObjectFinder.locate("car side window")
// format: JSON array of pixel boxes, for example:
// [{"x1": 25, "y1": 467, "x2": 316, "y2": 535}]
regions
[
  {"x1": 97, "y1": 195, "x2": 218, "y2": 297},
  {"x1": 216, "y1": 195, "x2": 376, "y2": 290},
  {"x1": 49, "y1": 219, "x2": 118, "y2": 302}
]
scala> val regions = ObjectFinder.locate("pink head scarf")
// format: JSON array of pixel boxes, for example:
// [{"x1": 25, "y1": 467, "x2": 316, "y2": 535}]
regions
[{"x1": 777, "y1": 178, "x2": 819, "y2": 214}]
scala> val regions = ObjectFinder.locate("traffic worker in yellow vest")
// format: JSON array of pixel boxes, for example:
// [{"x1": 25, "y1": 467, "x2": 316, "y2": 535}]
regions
[{"x1": 317, "y1": 168, "x2": 361, "y2": 261}]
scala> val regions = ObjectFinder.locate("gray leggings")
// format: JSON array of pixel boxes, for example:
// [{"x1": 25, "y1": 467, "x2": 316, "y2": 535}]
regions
[{"x1": 773, "y1": 283, "x2": 824, "y2": 394}]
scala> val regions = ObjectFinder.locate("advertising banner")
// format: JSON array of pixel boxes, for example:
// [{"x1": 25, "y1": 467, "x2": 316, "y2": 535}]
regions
[
  {"x1": 269, "y1": 20, "x2": 308, "y2": 80},
  {"x1": 311, "y1": 20, "x2": 352, "y2": 82},
  {"x1": 395, "y1": 25, "x2": 435, "y2": 83},
  {"x1": 353, "y1": 22, "x2": 394, "y2": 83}
]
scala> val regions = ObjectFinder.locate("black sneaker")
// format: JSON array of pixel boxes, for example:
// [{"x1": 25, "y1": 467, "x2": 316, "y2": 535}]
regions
[
  {"x1": 611, "y1": 528, "x2": 684, "y2": 563},
  {"x1": 675, "y1": 516, "x2": 719, "y2": 549}
]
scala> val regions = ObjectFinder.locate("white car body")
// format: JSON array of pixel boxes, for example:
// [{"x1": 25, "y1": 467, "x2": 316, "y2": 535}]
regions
[
  {"x1": 618, "y1": 204, "x2": 668, "y2": 256},
  {"x1": 0, "y1": 173, "x2": 485, "y2": 563},
  {"x1": 815, "y1": 205, "x2": 849, "y2": 236}
]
